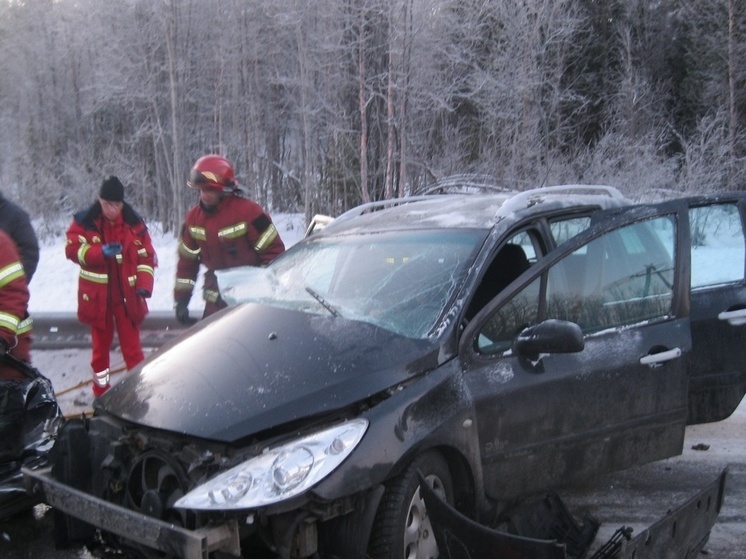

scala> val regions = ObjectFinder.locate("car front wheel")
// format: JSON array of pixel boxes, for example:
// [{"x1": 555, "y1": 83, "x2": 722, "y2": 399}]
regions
[{"x1": 368, "y1": 451, "x2": 453, "y2": 559}]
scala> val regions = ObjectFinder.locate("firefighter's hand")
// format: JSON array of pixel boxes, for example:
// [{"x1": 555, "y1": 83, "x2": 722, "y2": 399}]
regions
[
  {"x1": 102, "y1": 243, "x2": 123, "y2": 258},
  {"x1": 175, "y1": 301, "x2": 197, "y2": 326},
  {"x1": 136, "y1": 289, "x2": 151, "y2": 298}
]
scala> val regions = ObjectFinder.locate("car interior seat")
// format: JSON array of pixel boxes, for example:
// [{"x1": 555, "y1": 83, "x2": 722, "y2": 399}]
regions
[{"x1": 465, "y1": 243, "x2": 531, "y2": 320}]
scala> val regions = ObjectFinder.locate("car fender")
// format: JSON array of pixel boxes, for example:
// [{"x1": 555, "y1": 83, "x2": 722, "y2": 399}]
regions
[{"x1": 311, "y1": 359, "x2": 489, "y2": 517}]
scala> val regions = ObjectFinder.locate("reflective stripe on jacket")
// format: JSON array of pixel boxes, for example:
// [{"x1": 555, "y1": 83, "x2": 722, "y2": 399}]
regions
[{"x1": 0, "y1": 229, "x2": 31, "y2": 346}]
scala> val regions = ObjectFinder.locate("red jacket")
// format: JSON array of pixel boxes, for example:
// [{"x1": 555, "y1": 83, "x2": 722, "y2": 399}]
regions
[
  {"x1": 65, "y1": 202, "x2": 156, "y2": 328},
  {"x1": 0, "y1": 228, "x2": 31, "y2": 355},
  {"x1": 175, "y1": 194, "x2": 285, "y2": 306}
]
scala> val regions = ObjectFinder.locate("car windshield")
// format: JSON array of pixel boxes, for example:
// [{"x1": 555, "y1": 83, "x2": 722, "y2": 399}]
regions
[{"x1": 219, "y1": 229, "x2": 486, "y2": 338}]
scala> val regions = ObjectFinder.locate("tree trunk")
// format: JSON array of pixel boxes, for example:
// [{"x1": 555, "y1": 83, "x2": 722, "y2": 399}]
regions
[
  {"x1": 165, "y1": 0, "x2": 184, "y2": 230},
  {"x1": 358, "y1": 4, "x2": 371, "y2": 204},
  {"x1": 728, "y1": 0, "x2": 738, "y2": 187}
]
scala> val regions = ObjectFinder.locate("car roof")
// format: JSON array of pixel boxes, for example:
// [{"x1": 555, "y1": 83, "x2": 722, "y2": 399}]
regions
[{"x1": 319, "y1": 185, "x2": 631, "y2": 235}]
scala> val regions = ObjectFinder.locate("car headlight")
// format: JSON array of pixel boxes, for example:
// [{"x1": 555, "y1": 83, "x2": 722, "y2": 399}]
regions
[{"x1": 174, "y1": 419, "x2": 368, "y2": 510}]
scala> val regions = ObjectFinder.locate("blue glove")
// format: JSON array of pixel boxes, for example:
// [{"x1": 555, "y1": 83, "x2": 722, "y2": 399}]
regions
[
  {"x1": 135, "y1": 289, "x2": 151, "y2": 298},
  {"x1": 102, "y1": 243, "x2": 123, "y2": 258}
]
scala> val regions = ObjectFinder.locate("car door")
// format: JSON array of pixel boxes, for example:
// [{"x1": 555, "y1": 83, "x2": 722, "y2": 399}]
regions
[
  {"x1": 460, "y1": 201, "x2": 691, "y2": 501},
  {"x1": 684, "y1": 193, "x2": 746, "y2": 424}
]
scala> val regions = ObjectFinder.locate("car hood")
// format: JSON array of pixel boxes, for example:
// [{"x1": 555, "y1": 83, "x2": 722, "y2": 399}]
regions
[{"x1": 97, "y1": 303, "x2": 439, "y2": 442}]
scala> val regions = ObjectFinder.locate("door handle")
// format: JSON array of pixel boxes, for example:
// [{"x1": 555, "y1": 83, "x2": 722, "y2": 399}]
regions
[
  {"x1": 640, "y1": 347, "x2": 682, "y2": 366},
  {"x1": 718, "y1": 308, "x2": 746, "y2": 326}
]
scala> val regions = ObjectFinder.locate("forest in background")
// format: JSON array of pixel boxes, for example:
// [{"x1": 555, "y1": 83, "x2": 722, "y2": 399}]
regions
[{"x1": 1, "y1": 0, "x2": 745, "y2": 237}]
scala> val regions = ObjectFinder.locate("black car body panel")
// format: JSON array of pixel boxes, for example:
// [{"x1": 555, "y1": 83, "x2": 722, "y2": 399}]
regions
[
  {"x1": 310, "y1": 358, "x2": 484, "y2": 501},
  {"x1": 97, "y1": 303, "x2": 439, "y2": 442},
  {"x1": 684, "y1": 193, "x2": 746, "y2": 423},
  {"x1": 460, "y1": 201, "x2": 693, "y2": 500}
]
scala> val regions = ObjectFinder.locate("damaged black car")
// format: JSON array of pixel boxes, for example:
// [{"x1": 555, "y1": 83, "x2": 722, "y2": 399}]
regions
[{"x1": 23, "y1": 185, "x2": 746, "y2": 558}]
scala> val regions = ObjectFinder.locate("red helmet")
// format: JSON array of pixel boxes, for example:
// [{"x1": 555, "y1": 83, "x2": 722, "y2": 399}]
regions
[{"x1": 187, "y1": 155, "x2": 237, "y2": 192}]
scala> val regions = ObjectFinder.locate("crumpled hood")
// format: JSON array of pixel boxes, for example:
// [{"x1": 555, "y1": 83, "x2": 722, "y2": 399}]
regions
[{"x1": 97, "y1": 304, "x2": 439, "y2": 442}]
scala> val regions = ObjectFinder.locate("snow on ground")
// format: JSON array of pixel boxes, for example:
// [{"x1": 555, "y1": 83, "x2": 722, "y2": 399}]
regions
[{"x1": 28, "y1": 212, "x2": 306, "y2": 417}]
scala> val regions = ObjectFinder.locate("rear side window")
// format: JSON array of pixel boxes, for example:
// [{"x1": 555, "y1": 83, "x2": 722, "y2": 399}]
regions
[{"x1": 690, "y1": 204, "x2": 745, "y2": 288}]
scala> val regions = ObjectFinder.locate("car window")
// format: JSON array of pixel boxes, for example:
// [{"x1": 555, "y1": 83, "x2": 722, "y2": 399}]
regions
[
  {"x1": 476, "y1": 276, "x2": 541, "y2": 353},
  {"x1": 549, "y1": 216, "x2": 592, "y2": 246},
  {"x1": 508, "y1": 230, "x2": 538, "y2": 263},
  {"x1": 690, "y1": 203, "x2": 745, "y2": 288},
  {"x1": 476, "y1": 215, "x2": 676, "y2": 354},
  {"x1": 464, "y1": 230, "x2": 538, "y2": 320},
  {"x1": 547, "y1": 216, "x2": 675, "y2": 333}
]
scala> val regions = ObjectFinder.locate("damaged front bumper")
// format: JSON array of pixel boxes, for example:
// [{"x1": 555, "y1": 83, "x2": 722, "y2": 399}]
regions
[
  {"x1": 22, "y1": 465, "x2": 240, "y2": 559},
  {"x1": 612, "y1": 466, "x2": 728, "y2": 559},
  {"x1": 23, "y1": 462, "x2": 729, "y2": 559},
  {"x1": 420, "y1": 467, "x2": 729, "y2": 559}
]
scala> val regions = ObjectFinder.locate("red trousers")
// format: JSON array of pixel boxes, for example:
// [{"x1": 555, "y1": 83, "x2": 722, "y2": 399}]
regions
[{"x1": 90, "y1": 303, "x2": 144, "y2": 373}]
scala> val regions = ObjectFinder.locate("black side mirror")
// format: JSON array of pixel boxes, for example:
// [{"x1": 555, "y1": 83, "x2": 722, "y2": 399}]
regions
[{"x1": 513, "y1": 319, "x2": 584, "y2": 361}]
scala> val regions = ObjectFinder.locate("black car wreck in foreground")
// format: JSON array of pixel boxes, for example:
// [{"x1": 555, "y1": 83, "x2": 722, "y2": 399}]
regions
[
  {"x1": 24, "y1": 185, "x2": 746, "y2": 558},
  {"x1": 0, "y1": 355, "x2": 61, "y2": 520}
]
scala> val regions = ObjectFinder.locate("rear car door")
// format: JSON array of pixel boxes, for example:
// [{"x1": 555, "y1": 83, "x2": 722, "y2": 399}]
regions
[
  {"x1": 684, "y1": 193, "x2": 746, "y2": 423},
  {"x1": 460, "y1": 201, "x2": 691, "y2": 501}
]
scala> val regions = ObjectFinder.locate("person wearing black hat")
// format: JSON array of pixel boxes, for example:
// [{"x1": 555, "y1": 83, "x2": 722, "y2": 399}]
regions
[{"x1": 64, "y1": 176, "x2": 157, "y2": 397}]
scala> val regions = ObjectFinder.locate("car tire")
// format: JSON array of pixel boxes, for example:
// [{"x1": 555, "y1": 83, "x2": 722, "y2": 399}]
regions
[{"x1": 368, "y1": 451, "x2": 453, "y2": 559}]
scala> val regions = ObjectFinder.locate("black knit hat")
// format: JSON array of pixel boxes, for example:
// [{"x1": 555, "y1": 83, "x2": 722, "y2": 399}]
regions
[{"x1": 100, "y1": 176, "x2": 124, "y2": 202}]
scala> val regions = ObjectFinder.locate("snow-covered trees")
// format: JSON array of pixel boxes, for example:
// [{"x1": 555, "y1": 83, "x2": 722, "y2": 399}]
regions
[{"x1": 0, "y1": 0, "x2": 744, "y2": 233}]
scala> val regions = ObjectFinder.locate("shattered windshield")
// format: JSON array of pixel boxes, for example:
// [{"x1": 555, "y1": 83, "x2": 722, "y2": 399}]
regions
[{"x1": 218, "y1": 230, "x2": 485, "y2": 338}]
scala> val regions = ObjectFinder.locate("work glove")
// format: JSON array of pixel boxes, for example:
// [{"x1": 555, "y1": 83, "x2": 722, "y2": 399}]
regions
[
  {"x1": 135, "y1": 289, "x2": 151, "y2": 298},
  {"x1": 175, "y1": 300, "x2": 197, "y2": 326},
  {"x1": 102, "y1": 243, "x2": 123, "y2": 258}
]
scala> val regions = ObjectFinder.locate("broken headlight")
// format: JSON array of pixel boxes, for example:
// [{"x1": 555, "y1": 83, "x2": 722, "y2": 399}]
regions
[{"x1": 174, "y1": 419, "x2": 368, "y2": 510}]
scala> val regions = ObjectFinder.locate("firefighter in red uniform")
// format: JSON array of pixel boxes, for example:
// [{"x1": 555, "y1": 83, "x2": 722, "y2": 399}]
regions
[
  {"x1": 65, "y1": 177, "x2": 156, "y2": 397},
  {"x1": 0, "y1": 228, "x2": 32, "y2": 381},
  {"x1": 174, "y1": 155, "x2": 285, "y2": 324},
  {"x1": 0, "y1": 228, "x2": 34, "y2": 483}
]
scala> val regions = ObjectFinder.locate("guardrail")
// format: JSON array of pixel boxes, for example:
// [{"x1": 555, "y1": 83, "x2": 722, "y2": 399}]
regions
[{"x1": 32, "y1": 311, "x2": 187, "y2": 350}]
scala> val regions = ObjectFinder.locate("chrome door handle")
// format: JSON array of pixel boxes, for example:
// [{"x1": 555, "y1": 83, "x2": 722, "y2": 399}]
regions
[
  {"x1": 640, "y1": 347, "x2": 682, "y2": 366},
  {"x1": 718, "y1": 308, "x2": 746, "y2": 326}
]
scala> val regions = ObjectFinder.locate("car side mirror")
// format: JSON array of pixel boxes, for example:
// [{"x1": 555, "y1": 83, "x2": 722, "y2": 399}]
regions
[{"x1": 513, "y1": 319, "x2": 584, "y2": 361}]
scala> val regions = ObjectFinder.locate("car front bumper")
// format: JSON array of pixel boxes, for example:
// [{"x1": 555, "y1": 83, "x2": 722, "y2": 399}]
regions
[{"x1": 22, "y1": 465, "x2": 240, "y2": 559}]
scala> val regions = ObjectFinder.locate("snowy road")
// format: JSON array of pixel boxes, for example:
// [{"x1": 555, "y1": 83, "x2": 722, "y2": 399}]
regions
[{"x1": 2, "y1": 346, "x2": 745, "y2": 557}]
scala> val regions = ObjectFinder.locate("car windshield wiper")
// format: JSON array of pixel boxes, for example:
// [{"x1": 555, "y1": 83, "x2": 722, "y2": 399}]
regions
[{"x1": 305, "y1": 286, "x2": 340, "y2": 317}]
